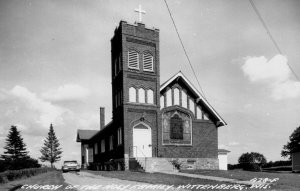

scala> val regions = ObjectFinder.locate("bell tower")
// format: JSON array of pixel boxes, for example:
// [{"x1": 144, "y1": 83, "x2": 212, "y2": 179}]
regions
[{"x1": 111, "y1": 20, "x2": 160, "y2": 161}]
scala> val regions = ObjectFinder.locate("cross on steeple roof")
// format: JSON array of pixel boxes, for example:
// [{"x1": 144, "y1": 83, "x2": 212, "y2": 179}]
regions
[{"x1": 134, "y1": 4, "x2": 146, "y2": 22}]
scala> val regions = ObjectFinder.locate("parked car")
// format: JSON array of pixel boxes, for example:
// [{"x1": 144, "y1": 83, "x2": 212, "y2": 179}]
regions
[{"x1": 62, "y1": 160, "x2": 80, "y2": 173}]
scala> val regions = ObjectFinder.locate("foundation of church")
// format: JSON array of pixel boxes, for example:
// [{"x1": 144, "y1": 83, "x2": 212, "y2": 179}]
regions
[{"x1": 168, "y1": 158, "x2": 219, "y2": 170}]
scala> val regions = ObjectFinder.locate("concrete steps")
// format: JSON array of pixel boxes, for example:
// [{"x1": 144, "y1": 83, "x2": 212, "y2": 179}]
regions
[{"x1": 135, "y1": 157, "x2": 178, "y2": 173}]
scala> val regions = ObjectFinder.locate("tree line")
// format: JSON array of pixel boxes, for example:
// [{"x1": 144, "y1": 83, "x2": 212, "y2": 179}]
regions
[
  {"x1": 231, "y1": 126, "x2": 300, "y2": 172},
  {"x1": 0, "y1": 124, "x2": 62, "y2": 172}
]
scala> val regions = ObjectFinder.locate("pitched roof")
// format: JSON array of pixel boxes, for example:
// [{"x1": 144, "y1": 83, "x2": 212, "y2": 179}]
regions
[
  {"x1": 160, "y1": 71, "x2": 227, "y2": 127},
  {"x1": 89, "y1": 121, "x2": 113, "y2": 140},
  {"x1": 76, "y1": 130, "x2": 99, "y2": 142}
]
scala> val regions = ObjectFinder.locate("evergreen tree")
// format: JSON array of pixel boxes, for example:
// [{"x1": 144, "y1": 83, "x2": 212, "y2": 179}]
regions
[
  {"x1": 1, "y1": 125, "x2": 29, "y2": 161},
  {"x1": 281, "y1": 126, "x2": 300, "y2": 159},
  {"x1": 40, "y1": 124, "x2": 62, "y2": 168}
]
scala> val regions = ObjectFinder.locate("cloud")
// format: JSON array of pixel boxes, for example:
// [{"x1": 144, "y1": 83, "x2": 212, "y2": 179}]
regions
[
  {"x1": 242, "y1": 55, "x2": 290, "y2": 82},
  {"x1": 41, "y1": 84, "x2": 90, "y2": 102},
  {"x1": 0, "y1": 85, "x2": 98, "y2": 162},
  {"x1": 10, "y1": 86, "x2": 68, "y2": 127},
  {"x1": 242, "y1": 55, "x2": 300, "y2": 100},
  {"x1": 271, "y1": 80, "x2": 300, "y2": 100},
  {"x1": 243, "y1": 103, "x2": 253, "y2": 109},
  {"x1": 78, "y1": 113, "x2": 100, "y2": 129},
  {"x1": 228, "y1": 141, "x2": 240, "y2": 146}
]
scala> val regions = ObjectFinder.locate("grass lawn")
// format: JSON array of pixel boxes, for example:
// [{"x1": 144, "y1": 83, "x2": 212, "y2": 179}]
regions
[
  {"x1": 86, "y1": 170, "x2": 270, "y2": 190},
  {"x1": 87, "y1": 169, "x2": 300, "y2": 190},
  {"x1": 88, "y1": 170, "x2": 227, "y2": 188},
  {"x1": 181, "y1": 169, "x2": 300, "y2": 190},
  {"x1": 0, "y1": 170, "x2": 70, "y2": 191}
]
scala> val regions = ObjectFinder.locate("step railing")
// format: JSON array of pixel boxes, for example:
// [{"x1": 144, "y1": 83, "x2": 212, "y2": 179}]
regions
[{"x1": 129, "y1": 146, "x2": 147, "y2": 170}]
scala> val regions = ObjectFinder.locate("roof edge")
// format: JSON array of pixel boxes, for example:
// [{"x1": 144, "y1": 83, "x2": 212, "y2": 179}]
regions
[{"x1": 160, "y1": 71, "x2": 227, "y2": 127}]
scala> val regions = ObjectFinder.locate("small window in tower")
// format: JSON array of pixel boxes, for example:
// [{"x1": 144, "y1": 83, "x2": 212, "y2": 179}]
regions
[
  {"x1": 182, "y1": 91, "x2": 187, "y2": 108},
  {"x1": 143, "y1": 53, "x2": 153, "y2": 71},
  {"x1": 147, "y1": 89, "x2": 154, "y2": 104},
  {"x1": 129, "y1": 87, "x2": 136, "y2": 102},
  {"x1": 138, "y1": 88, "x2": 145, "y2": 103},
  {"x1": 174, "y1": 88, "x2": 180, "y2": 106},
  {"x1": 128, "y1": 50, "x2": 139, "y2": 69}
]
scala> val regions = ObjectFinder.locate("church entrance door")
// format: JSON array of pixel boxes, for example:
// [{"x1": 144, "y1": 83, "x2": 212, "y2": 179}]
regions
[{"x1": 133, "y1": 123, "x2": 152, "y2": 158}]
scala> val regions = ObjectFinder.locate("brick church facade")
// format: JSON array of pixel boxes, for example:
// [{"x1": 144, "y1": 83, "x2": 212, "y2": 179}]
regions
[{"x1": 76, "y1": 20, "x2": 227, "y2": 171}]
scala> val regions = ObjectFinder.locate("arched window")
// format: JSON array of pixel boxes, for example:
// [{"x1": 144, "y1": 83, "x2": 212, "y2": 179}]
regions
[
  {"x1": 182, "y1": 91, "x2": 187, "y2": 108},
  {"x1": 117, "y1": 128, "x2": 122, "y2": 145},
  {"x1": 138, "y1": 88, "x2": 145, "y2": 103},
  {"x1": 174, "y1": 88, "x2": 180, "y2": 105},
  {"x1": 109, "y1": 135, "x2": 114, "y2": 150},
  {"x1": 160, "y1": 96, "x2": 165, "y2": 109},
  {"x1": 166, "y1": 89, "x2": 172, "y2": 107},
  {"x1": 128, "y1": 50, "x2": 139, "y2": 69},
  {"x1": 94, "y1": 143, "x2": 98, "y2": 154},
  {"x1": 189, "y1": 98, "x2": 195, "y2": 114},
  {"x1": 162, "y1": 110, "x2": 192, "y2": 145},
  {"x1": 170, "y1": 114, "x2": 183, "y2": 140},
  {"x1": 147, "y1": 89, "x2": 154, "y2": 104},
  {"x1": 129, "y1": 87, "x2": 136, "y2": 102},
  {"x1": 143, "y1": 53, "x2": 153, "y2": 71},
  {"x1": 196, "y1": 106, "x2": 202, "y2": 119},
  {"x1": 204, "y1": 113, "x2": 209, "y2": 120},
  {"x1": 101, "y1": 139, "x2": 105, "y2": 153}
]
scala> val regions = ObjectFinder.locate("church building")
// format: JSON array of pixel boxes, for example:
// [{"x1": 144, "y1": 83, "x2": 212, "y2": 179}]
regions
[{"x1": 76, "y1": 19, "x2": 227, "y2": 172}]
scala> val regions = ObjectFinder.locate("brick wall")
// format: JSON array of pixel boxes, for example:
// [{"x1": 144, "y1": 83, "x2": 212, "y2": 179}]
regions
[
  {"x1": 111, "y1": 21, "x2": 161, "y2": 158},
  {"x1": 158, "y1": 119, "x2": 218, "y2": 159}
]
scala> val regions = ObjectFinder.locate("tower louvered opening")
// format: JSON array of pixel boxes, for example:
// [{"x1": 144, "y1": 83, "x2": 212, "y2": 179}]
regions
[
  {"x1": 143, "y1": 53, "x2": 153, "y2": 71},
  {"x1": 128, "y1": 50, "x2": 139, "y2": 69}
]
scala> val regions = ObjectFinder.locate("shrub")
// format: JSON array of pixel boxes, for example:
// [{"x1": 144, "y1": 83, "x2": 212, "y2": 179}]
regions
[
  {"x1": 228, "y1": 163, "x2": 243, "y2": 170},
  {"x1": 262, "y1": 166, "x2": 292, "y2": 171},
  {"x1": 238, "y1": 152, "x2": 266, "y2": 172},
  {"x1": 262, "y1": 160, "x2": 292, "y2": 168},
  {"x1": 170, "y1": 158, "x2": 182, "y2": 170},
  {"x1": 0, "y1": 167, "x2": 54, "y2": 184},
  {"x1": 0, "y1": 160, "x2": 8, "y2": 172},
  {"x1": 0, "y1": 157, "x2": 41, "y2": 171},
  {"x1": 242, "y1": 163, "x2": 261, "y2": 172}
]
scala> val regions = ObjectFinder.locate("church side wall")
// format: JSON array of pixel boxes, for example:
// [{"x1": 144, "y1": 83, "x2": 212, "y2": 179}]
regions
[
  {"x1": 158, "y1": 120, "x2": 218, "y2": 158},
  {"x1": 157, "y1": 119, "x2": 218, "y2": 169}
]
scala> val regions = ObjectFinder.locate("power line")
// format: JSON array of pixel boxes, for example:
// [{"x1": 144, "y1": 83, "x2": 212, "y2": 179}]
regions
[
  {"x1": 249, "y1": 0, "x2": 300, "y2": 81},
  {"x1": 163, "y1": 0, "x2": 207, "y2": 98}
]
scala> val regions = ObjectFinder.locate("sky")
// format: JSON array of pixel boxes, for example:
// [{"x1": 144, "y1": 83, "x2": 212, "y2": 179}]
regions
[{"x1": 0, "y1": 0, "x2": 300, "y2": 166}]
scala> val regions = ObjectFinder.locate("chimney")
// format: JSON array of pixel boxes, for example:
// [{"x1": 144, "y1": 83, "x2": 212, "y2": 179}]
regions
[{"x1": 100, "y1": 107, "x2": 105, "y2": 130}]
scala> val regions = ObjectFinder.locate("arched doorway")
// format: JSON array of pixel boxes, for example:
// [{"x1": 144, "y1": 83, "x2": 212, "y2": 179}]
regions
[{"x1": 133, "y1": 123, "x2": 152, "y2": 157}]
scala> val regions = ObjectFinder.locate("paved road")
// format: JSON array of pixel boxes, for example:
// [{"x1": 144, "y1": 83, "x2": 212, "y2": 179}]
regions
[{"x1": 63, "y1": 171, "x2": 186, "y2": 191}]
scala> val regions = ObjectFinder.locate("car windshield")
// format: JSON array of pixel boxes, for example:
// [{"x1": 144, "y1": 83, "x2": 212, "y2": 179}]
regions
[{"x1": 64, "y1": 161, "x2": 77, "y2": 165}]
